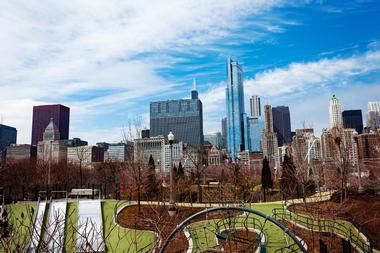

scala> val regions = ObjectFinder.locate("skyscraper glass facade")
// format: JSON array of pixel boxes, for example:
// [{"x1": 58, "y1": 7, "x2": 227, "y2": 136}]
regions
[
  {"x1": 0, "y1": 124, "x2": 17, "y2": 158},
  {"x1": 225, "y1": 58, "x2": 247, "y2": 160},
  {"x1": 150, "y1": 91, "x2": 203, "y2": 148},
  {"x1": 247, "y1": 116, "x2": 265, "y2": 152},
  {"x1": 272, "y1": 106, "x2": 292, "y2": 146},
  {"x1": 342, "y1": 110, "x2": 363, "y2": 134}
]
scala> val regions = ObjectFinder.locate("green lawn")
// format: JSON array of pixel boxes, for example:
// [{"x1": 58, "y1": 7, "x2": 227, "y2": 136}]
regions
[
  {"x1": 2, "y1": 203, "x2": 36, "y2": 252},
  {"x1": 102, "y1": 201, "x2": 155, "y2": 253}
]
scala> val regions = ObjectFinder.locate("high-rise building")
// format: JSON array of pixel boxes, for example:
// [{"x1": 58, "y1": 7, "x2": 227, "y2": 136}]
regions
[
  {"x1": 31, "y1": 104, "x2": 70, "y2": 146},
  {"x1": 225, "y1": 58, "x2": 248, "y2": 160},
  {"x1": 204, "y1": 133, "x2": 222, "y2": 149},
  {"x1": 272, "y1": 106, "x2": 292, "y2": 146},
  {"x1": 141, "y1": 129, "x2": 150, "y2": 138},
  {"x1": 108, "y1": 142, "x2": 134, "y2": 162},
  {"x1": 342, "y1": 110, "x2": 363, "y2": 134},
  {"x1": 249, "y1": 95, "x2": 261, "y2": 117},
  {"x1": 150, "y1": 90, "x2": 203, "y2": 148},
  {"x1": 356, "y1": 133, "x2": 380, "y2": 159},
  {"x1": 0, "y1": 124, "x2": 17, "y2": 158},
  {"x1": 261, "y1": 105, "x2": 279, "y2": 167},
  {"x1": 67, "y1": 145, "x2": 104, "y2": 166},
  {"x1": 291, "y1": 128, "x2": 321, "y2": 166},
  {"x1": 221, "y1": 117, "x2": 227, "y2": 149},
  {"x1": 6, "y1": 144, "x2": 36, "y2": 161},
  {"x1": 341, "y1": 128, "x2": 359, "y2": 166},
  {"x1": 66, "y1": 138, "x2": 88, "y2": 147},
  {"x1": 329, "y1": 95, "x2": 343, "y2": 129},
  {"x1": 37, "y1": 118, "x2": 67, "y2": 163},
  {"x1": 366, "y1": 101, "x2": 380, "y2": 130},
  {"x1": 134, "y1": 136, "x2": 165, "y2": 172},
  {"x1": 247, "y1": 116, "x2": 264, "y2": 152}
]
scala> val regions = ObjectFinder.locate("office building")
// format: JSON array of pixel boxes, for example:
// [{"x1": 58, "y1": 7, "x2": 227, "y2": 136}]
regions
[
  {"x1": 204, "y1": 133, "x2": 222, "y2": 149},
  {"x1": 150, "y1": 89, "x2": 203, "y2": 148},
  {"x1": 291, "y1": 128, "x2": 321, "y2": 166},
  {"x1": 249, "y1": 95, "x2": 261, "y2": 117},
  {"x1": 341, "y1": 128, "x2": 359, "y2": 166},
  {"x1": 0, "y1": 124, "x2": 17, "y2": 158},
  {"x1": 225, "y1": 58, "x2": 248, "y2": 160},
  {"x1": 164, "y1": 141, "x2": 184, "y2": 172},
  {"x1": 221, "y1": 117, "x2": 227, "y2": 149},
  {"x1": 108, "y1": 142, "x2": 134, "y2": 162},
  {"x1": 272, "y1": 106, "x2": 292, "y2": 146},
  {"x1": 261, "y1": 105, "x2": 279, "y2": 167},
  {"x1": 134, "y1": 136, "x2": 165, "y2": 172},
  {"x1": 141, "y1": 129, "x2": 150, "y2": 138},
  {"x1": 321, "y1": 128, "x2": 336, "y2": 161},
  {"x1": 329, "y1": 95, "x2": 343, "y2": 129},
  {"x1": 356, "y1": 133, "x2": 380, "y2": 159},
  {"x1": 31, "y1": 104, "x2": 70, "y2": 146},
  {"x1": 66, "y1": 138, "x2": 88, "y2": 147},
  {"x1": 207, "y1": 145, "x2": 223, "y2": 166},
  {"x1": 342, "y1": 110, "x2": 363, "y2": 134},
  {"x1": 37, "y1": 118, "x2": 67, "y2": 163},
  {"x1": 6, "y1": 144, "x2": 36, "y2": 161},
  {"x1": 67, "y1": 145, "x2": 104, "y2": 166},
  {"x1": 247, "y1": 116, "x2": 264, "y2": 152},
  {"x1": 366, "y1": 101, "x2": 380, "y2": 130}
]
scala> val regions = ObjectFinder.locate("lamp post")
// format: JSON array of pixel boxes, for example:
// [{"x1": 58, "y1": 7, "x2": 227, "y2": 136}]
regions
[{"x1": 168, "y1": 131, "x2": 177, "y2": 216}]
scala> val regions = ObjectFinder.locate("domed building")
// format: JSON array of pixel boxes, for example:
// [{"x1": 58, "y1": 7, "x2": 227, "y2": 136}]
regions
[{"x1": 37, "y1": 118, "x2": 67, "y2": 163}]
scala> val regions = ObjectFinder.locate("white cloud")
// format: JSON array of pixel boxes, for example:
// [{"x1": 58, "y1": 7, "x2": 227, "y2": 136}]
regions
[{"x1": 1, "y1": 0, "x2": 296, "y2": 143}]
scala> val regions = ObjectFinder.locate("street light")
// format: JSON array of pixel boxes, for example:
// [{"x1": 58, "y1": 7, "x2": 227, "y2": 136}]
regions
[{"x1": 168, "y1": 131, "x2": 177, "y2": 216}]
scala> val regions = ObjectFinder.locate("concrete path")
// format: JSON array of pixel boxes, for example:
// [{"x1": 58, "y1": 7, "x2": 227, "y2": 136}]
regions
[
  {"x1": 76, "y1": 200, "x2": 104, "y2": 252},
  {"x1": 27, "y1": 201, "x2": 47, "y2": 253},
  {"x1": 45, "y1": 200, "x2": 67, "y2": 253}
]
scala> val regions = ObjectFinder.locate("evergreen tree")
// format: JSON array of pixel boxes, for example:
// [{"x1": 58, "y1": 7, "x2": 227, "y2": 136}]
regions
[
  {"x1": 143, "y1": 155, "x2": 158, "y2": 199},
  {"x1": 279, "y1": 154, "x2": 298, "y2": 198},
  {"x1": 177, "y1": 162, "x2": 185, "y2": 179},
  {"x1": 261, "y1": 157, "x2": 273, "y2": 202}
]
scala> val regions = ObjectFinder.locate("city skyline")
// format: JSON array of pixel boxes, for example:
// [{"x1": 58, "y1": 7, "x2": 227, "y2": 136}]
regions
[{"x1": 1, "y1": 1, "x2": 380, "y2": 144}]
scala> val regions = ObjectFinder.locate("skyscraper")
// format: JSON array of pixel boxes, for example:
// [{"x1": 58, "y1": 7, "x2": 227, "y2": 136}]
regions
[
  {"x1": 329, "y1": 95, "x2": 343, "y2": 129},
  {"x1": 342, "y1": 110, "x2": 363, "y2": 134},
  {"x1": 221, "y1": 117, "x2": 227, "y2": 150},
  {"x1": 262, "y1": 105, "x2": 279, "y2": 166},
  {"x1": 0, "y1": 124, "x2": 17, "y2": 158},
  {"x1": 366, "y1": 101, "x2": 380, "y2": 130},
  {"x1": 31, "y1": 104, "x2": 70, "y2": 146},
  {"x1": 150, "y1": 90, "x2": 203, "y2": 148},
  {"x1": 225, "y1": 58, "x2": 248, "y2": 160},
  {"x1": 272, "y1": 106, "x2": 291, "y2": 146},
  {"x1": 247, "y1": 116, "x2": 264, "y2": 152},
  {"x1": 249, "y1": 95, "x2": 261, "y2": 117}
]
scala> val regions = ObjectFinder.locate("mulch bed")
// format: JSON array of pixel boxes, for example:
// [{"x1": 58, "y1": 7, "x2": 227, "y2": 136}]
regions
[
  {"x1": 218, "y1": 229, "x2": 259, "y2": 253},
  {"x1": 289, "y1": 194, "x2": 380, "y2": 250},
  {"x1": 116, "y1": 204, "x2": 242, "y2": 252},
  {"x1": 282, "y1": 221, "x2": 359, "y2": 253}
]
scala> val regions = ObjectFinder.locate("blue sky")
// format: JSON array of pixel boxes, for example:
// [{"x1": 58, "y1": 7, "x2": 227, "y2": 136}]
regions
[{"x1": 1, "y1": 0, "x2": 380, "y2": 144}]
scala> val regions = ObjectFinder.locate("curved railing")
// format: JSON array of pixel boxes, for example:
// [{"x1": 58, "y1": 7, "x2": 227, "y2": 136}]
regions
[{"x1": 272, "y1": 208, "x2": 373, "y2": 253}]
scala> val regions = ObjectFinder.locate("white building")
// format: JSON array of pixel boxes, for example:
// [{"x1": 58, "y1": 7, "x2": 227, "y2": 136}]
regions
[
  {"x1": 134, "y1": 136, "x2": 165, "y2": 173},
  {"x1": 67, "y1": 145, "x2": 104, "y2": 166},
  {"x1": 329, "y1": 95, "x2": 343, "y2": 128},
  {"x1": 250, "y1": 95, "x2": 261, "y2": 117},
  {"x1": 367, "y1": 101, "x2": 380, "y2": 130},
  {"x1": 37, "y1": 118, "x2": 67, "y2": 163},
  {"x1": 108, "y1": 142, "x2": 133, "y2": 162},
  {"x1": 164, "y1": 141, "x2": 183, "y2": 172}
]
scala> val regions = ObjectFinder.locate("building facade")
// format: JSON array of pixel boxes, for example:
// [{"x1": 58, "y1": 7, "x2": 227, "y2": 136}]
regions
[
  {"x1": 37, "y1": 118, "x2": 67, "y2": 163},
  {"x1": 31, "y1": 104, "x2": 70, "y2": 146},
  {"x1": 366, "y1": 101, "x2": 380, "y2": 130},
  {"x1": 221, "y1": 117, "x2": 227, "y2": 150},
  {"x1": 261, "y1": 105, "x2": 279, "y2": 167},
  {"x1": 164, "y1": 141, "x2": 184, "y2": 172},
  {"x1": 356, "y1": 133, "x2": 380, "y2": 159},
  {"x1": 272, "y1": 106, "x2": 292, "y2": 146},
  {"x1": 107, "y1": 142, "x2": 134, "y2": 162},
  {"x1": 150, "y1": 90, "x2": 203, "y2": 148},
  {"x1": 329, "y1": 95, "x2": 343, "y2": 129},
  {"x1": 6, "y1": 144, "x2": 36, "y2": 161},
  {"x1": 249, "y1": 95, "x2": 261, "y2": 117},
  {"x1": 0, "y1": 124, "x2": 17, "y2": 158},
  {"x1": 66, "y1": 138, "x2": 88, "y2": 147},
  {"x1": 247, "y1": 116, "x2": 264, "y2": 152},
  {"x1": 67, "y1": 145, "x2": 104, "y2": 166},
  {"x1": 134, "y1": 136, "x2": 165, "y2": 172},
  {"x1": 225, "y1": 58, "x2": 248, "y2": 160},
  {"x1": 342, "y1": 110, "x2": 363, "y2": 134}
]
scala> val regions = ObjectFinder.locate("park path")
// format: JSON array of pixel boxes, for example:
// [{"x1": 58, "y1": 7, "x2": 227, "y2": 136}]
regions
[
  {"x1": 45, "y1": 200, "x2": 67, "y2": 253},
  {"x1": 76, "y1": 199, "x2": 105, "y2": 252},
  {"x1": 27, "y1": 201, "x2": 47, "y2": 253}
]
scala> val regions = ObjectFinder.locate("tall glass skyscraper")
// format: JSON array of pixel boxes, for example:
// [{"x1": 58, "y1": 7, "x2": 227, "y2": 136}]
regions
[
  {"x1": 272, "y1": 106, "x2": 292, "y2": 146},
  {"x1": 150, "y1": 89, "x2": 203, "y2": 148},
  {"x1": 247, "y1": 116, "x2": 264, "y2": 152},
  {"x1": 0, "y1": 124, "x2": 17, "y2": 158},
  {"x1": 225, "y1": 58, "x2": 248, "y2": 160}
]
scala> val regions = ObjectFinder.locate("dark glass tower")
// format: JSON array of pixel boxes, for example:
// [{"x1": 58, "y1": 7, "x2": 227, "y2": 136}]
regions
[
  {"x1": 31, "y1": 104, "x2": 70, "y2": 146},
  {"x1": 342, "y1": 110, "x2": 363, "y2": 134},
  {"x1": 150, "y1": 90, "x2": 203, "y2": 148},
  {"x1": 272, "y1": 106, "x2": 291, "y2": 146},
  {"x1": 0, "y1": 124, "x2": 17, "y2": 158}
]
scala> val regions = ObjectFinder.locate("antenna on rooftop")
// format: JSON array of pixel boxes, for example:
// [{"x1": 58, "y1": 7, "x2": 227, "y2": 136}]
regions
[{"x1": 192, "y1": 78, "x2": 197, "y2": 90}]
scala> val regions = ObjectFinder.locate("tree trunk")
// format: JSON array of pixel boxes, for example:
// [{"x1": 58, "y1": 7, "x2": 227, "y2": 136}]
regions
[{"x1": 263, "y1": 187, "x2": 266, "y2": 202}]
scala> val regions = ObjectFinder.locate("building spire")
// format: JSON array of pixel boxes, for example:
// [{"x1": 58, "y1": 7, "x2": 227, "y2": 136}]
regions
[{"x1": 192, "y1": 78, "x2": 197, "y2": 90}]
